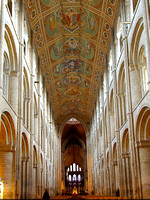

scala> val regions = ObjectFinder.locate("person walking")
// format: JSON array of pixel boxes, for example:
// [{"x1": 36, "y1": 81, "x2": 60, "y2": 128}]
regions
[{"x1": 42, "y1": 189, "x2": 50, "y2": 200}]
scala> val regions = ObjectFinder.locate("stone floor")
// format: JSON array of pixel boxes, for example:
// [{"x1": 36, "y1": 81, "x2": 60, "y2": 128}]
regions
[{"x1": 50, "y1": 195, "x2": 129, "y2": 199}]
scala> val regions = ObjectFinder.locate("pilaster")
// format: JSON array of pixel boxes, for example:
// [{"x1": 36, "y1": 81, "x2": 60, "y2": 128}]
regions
[
  {"x1": 0, "y1": 0, "x2": 5, "y2": 129},
  {"x1": 122, "y1": 2, "x2": 138, "y2": 198}
]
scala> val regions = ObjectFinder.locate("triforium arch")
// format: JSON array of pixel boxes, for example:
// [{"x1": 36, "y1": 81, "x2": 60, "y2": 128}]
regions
[
  {"x1": 4, "y1": 24, "x2": 17, "y2": 71},
  {"x1": 0, "y1": 111, "x2": 16, "y2": 199},
  {"x1": 129, "y1": 17, "x2": 148, "y2": 107},
  {"x1": 135, "y1": 105, "x2": 150, "y2": 199},
  {"x1": 3, "y1": 24, "x2": 18, "y2": 110}
]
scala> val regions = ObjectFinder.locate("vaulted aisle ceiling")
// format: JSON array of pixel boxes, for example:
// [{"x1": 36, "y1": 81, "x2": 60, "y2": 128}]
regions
[{"x1": 25, "y1": 0, "x2": 118, "y2": 127}]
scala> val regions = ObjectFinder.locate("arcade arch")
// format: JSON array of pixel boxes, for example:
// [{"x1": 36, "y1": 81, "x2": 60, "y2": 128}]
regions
[{"x1": 0, "y1": 111, "x2": 16, "y2": 199}]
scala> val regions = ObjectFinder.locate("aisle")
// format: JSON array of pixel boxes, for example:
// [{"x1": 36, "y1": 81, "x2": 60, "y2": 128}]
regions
[
  {"x1": 50, "y1": 195, "x2": 129, "y2": 199},
  {"x1": 69, "y1": 196, "x2": 86, "y2": 199}
]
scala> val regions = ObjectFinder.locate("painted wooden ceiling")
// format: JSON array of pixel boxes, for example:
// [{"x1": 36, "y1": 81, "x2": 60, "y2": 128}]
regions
[{"x1": 25, "y1": 0, "x2": 118, "y2": 127}]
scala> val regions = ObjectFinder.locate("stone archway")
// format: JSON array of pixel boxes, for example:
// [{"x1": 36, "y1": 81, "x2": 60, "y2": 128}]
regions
[
  {"x1": 0, "y1": 111, "x2": 16, "y2": 199},
  {"x1": 61, "y1": 117, "x2": 87, "y2": 195},
  {"x1": 136, "y1": 106, "x2": 150, "y2": 199}
]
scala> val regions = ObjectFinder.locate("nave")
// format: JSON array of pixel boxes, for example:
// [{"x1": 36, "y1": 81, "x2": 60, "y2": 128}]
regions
[{"x1": 0, "y1": 0, "x2": 150, "y2": 199}]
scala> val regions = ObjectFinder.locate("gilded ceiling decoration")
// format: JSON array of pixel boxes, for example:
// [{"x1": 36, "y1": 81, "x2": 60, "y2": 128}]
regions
[{"x1": 25, "y1": 0, "x2": 118, "y2": 127}]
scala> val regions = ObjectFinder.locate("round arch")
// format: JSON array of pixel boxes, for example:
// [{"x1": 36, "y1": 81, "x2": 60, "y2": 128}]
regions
[
  {"x1": 130, "y1": 17, "x2": 143, "y2": 65},
  {"x1": 4, "y1": 24, "x2": 17, "y2": 71},
  {"x1": 22, "y1": 132, "x2": 29, "y2": 157},
  {"x1": 1, "y1": 111, "x2": 16, "y2": 146},
  {"x1": 135, "y1": 105, "x2": 150, "y2": 141}
]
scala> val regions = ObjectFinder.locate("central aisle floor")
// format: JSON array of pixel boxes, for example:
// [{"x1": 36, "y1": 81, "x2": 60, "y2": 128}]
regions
[{"x1": 50, "y1": 195, "x2": 129, "y2": 199}]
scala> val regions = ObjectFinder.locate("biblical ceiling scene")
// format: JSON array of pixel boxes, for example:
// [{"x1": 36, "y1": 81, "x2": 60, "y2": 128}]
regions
[{"x1": 25, "y1": 0, "x2": 118, "y2": 128}]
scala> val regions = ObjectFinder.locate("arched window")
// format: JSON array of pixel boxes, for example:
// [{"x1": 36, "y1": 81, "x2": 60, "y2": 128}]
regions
[
  {"x1": 116, "y1": 16, "x2": 123, "y2": 60},
  {"x1": 73, "y1": 163, "x2": 76, "y2": 171},
  {"x1": 108, "y1": 50, "x2": 113, "y2": 85},
  {"x1": 70, "y1": 165, "x2": 72, "y2": 171},
  {"x1": 23, "y1": 18, "x2": 30, "y2": 59},
  {"x1": 78, "y1": 174, "x2": 81, "y2": 182},
  {"x1": 69, "y1": 175, "x2": 71, "y2": 182},
  {"x1": 73, "y1": 174, "x2": 76, "y2": 181}
]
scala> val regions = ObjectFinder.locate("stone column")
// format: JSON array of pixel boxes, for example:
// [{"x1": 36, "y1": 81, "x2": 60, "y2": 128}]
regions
[
  {"x1": 113, "y1": 161, "x2": 117, "y2": 194},
  {"x1": 9, "y1": 71, "x2": 19, "y2": 112},
  {"x1": 26, "y1": 157, "x2": 30, "y2": 199},
  {"x1": 61, "y1": 151, "x2": 65, "y2": 192},
  {"x1": 130, "y1": 0, "x2": 134, "y2": 19},
  {"x1": 117, "y1": 95, "x2": 122, "y2": 126},
  {"x1": 122, "y1": 2, "x2": 138, "y2": 198},
  {"x1": 21, "y1": 159, "x2": 26, "y2": 199},
  {"x1": 34, "y1": 114, "x2": 38, "y2": 142},
  {"x1": 57, "y1": 136, "x2": 62, "y2": 194},
  {"x1": 121, "y1": 155, "x2": 127, "y2": 197},
  {"x1": 109, "y1": 112, "x2": 115, "y2": 139},
  {"x1": 16, "y1": 2, "x2": 24, "y2": 198},
  {"x1": 33, "y1": 163, "x2": 38, "y2": 198},
  {"x1": 37, "y1": 80, "x2": 41, "y2": 199},
  {"x1": 87, "y1": 137, "x2": 92, "y2": 194},
  {"x1": 29, "y1": 46, "x2": 34, "y2": 198},
  {"x1": 122, "y1": 94, "x2": 126, "y2": 122},
  {"x1": 42, "y1": 108, "x2": 46, "y2": 189},
  {"x1": 126, "y1": 154, "x2": 131, "y2": 198},
  {"x1": 129, "y1": 65, "x2": 141, "y2": 108},
  {"x1": 111, "y1": 28, "x2": 122, "y2": 196},
  {"x1": 0, "y1": 0, "x2": 5, "y2": 129},
  {"x1": 106, "y1": 78, "x2": 113, "y2": 196},
  {"x1": 14, "y1": 0, "x2": 20, "y2": 34},
  {"x1": 27, "y1": 97, "x2": 31, "y2": 130}
]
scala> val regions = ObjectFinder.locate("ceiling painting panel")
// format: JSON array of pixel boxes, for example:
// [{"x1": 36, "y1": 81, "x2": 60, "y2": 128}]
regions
[{"x1": 25, "y1": 0, "x2": 119, "y2": 128}]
